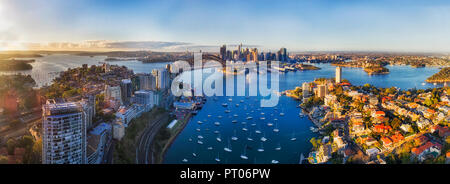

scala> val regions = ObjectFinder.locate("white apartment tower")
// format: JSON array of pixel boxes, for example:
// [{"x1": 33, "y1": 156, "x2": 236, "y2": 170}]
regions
[
  {"x1": 42, "y1": 101, "x2": 87, "y2": 164},
  {"x1": 335, "y1": 66, "x2": 342, "y2": 83}
]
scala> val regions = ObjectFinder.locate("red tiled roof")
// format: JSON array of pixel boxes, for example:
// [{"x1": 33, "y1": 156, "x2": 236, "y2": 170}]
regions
[
  {"x1": 375, "y1": 111, "x2": 386, "y2": 116},
  {"x1": 412, "y1": 142, "x2": 442, "y2": 155},
  {"x1": 390, "y1": 133, "x2": 404, "y2": 143}
]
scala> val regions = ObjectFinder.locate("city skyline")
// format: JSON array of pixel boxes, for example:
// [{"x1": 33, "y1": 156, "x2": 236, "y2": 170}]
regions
[{"x1": 1, "y1": 0, "x2": 450, "y2": 52}]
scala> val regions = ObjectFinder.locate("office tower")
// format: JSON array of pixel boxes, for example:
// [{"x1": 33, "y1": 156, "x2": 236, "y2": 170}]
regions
[
  {"x1": 260, "y1": 52, "x2": 265, "y2": 61},
  {"x1": 134, "y1": 90, "x2": 155, "y2": 112},
  {"x1": 137, "y1": 74, "x2": 156, "y2": 91},
  {"x1": 238, "y1": 43, "x2": 242, "y2": 60},
  {"x1": 120, "y1": 79, "x2": 133, "y2": 105},
  {"x1": 152, "y1": 69, "x2": 170, "y2": 91},
  {"x1": 220, "y1": 45, "x2": 227, "y2": 60},
  {"x1": 166, "y1": 64, "x2": 171, "y2": 73},
  {"x1": 131, "y1": 76, "x2": 140, "y2": 92},
  {"x1": 277, "y1": 50, "x2": 282, "y2": 61},
  {"x1": 280, "y1": 48, "x2": 287, "y2": 62},
  {"x1": 251, "y1": 48, "x2": 258, "y2": 62},
  {"x1": 226, "y1": 50, "x2": 232, "y2": 61},
  {"x1": 87, "y1": 123, "x2": 112, "y2": 164},
  {"x1": 336, "y1": 66, "x2": 342, "y2": 83},
  {"x1": 265, "y1": 52, "x2": 271, "y2": 61},
  {"x1": 42, "y1": 101, "x2": 87, "y2": 164}
]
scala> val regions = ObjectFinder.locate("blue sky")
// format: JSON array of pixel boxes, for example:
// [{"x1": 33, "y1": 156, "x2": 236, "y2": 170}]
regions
[{"x1": 1, "y1": 0, "x2": 450, "y2": 52}]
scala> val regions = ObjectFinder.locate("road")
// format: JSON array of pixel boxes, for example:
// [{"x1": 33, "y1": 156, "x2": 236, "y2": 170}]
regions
[{"x1": 136, "y1": 113, "x2": 169, "y2": 164}]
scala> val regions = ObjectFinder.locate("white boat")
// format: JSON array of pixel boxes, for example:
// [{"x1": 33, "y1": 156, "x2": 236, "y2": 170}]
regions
[
  {"x1": 247, "y1": 132, "x2": 254, "y2": 141},
  {"x1": 260, "y1": 117, "x2": 266, "y2": 120},
  {"x1": 216, "y1": 137, "x2": 222, "y2": 142},
  {"x1": 275, "y1": 143, "x2": 281, "y2": 151},
  {"x1": 197, "y1": 135, "x2": 204, "y2": 139},
  {"x1": 225, "y1": 110, "x2": 231, "y2": 113},
  {"x1": 267, "y1": 122, "x2": 273, "y2": 127},
  {"x1": 192, "y1": 153, "x2": 197, "y2": 157},
  {"x1": 255, "y1": 130, "x2": 261, "y2": 134},
  {"x1": 290, "y1": 132, "x2": 297, "y2": 141},
  {"x1": 196, "y1": 128, "x2": 201, "y2": 132},
  {"x1": 242, "y1": 126, "x2": 248, "y2": 131},
  {"x1": 422, "y1": 82, "x2": 426, "y2": 86},
  {"x1": 215, "y1": 153, "x2": 221, "y2": 162},
  {"x1": 235, "y1": 104, "x2": 240, "y2": 107},
  {"x1": 246, "y1": 116, "x2": 253, "y2": 120},
  {"x1": 241, "y1": 121, "x2": 247, "y2": 125},
  {"x1": 182, "y1": 158, "x2": 188, "y2": 163},
  {"x1": 240, "y1": 146, "x2": 249, "y2": 160},
  {"x1": 271, "y1": 160, "x2": 279, "y2": 164},
  {"x1": 214, "y1": 130, "x2": 220, "y2": 134},
  {"x1": 197, "y1": 140, "x2": 203, "y2": 144},
  {"x1": 261, "y1": 112, "x2": 265, "y2": 115},
  {"x1": 207, "y1": 147, "x2": 213, "y2": 150},
  {"x1": 240, "y1": 100, "x2": 244, "y2": 103},
  {"x1": 188, "y1": 138, "x2": 193, "y2": 142},
  {"x1": 280, "y1": 113, "x2": 285, "y2": 116},
  {"x1": 222, "y1": 103, "x2": 228, "y2": 107},
  {"x1": 257, "y1": 143, "x2": 264, "y2": 152},
  {"x1": 260, "y1": 132, "x2": 267, "y2": 142},
  {"x1": 218, "y1": 115, "x2": 223, "y2": 118},
  {"x1": 273, "y1": 122, "x2": 279, "y2": 132},
  {"x1": 197, "y1": 121, "x2": 203, "y2": 124},
  {"x1": 233, "y1": 114, "x2": 238, "y2": 117},
  {"x1": 228, "y1": 98, "x2": 233, "y2": 102},
  {"x1": 214, "y1": 122, "x2": 220, "y2": 126},
  {"x1": 251, "y1": 123, "x2": 256, "y2": 127},
  {"x1": 232, "y1": 120, "x2": 238, "y2": 123},
  {"x1": 207, "y1": 114, "x2": 212, "y2": 117},
  {"x1": 231, "y1": 130, "x2": 238, "y2": 141},
  {"x1": 224, "y1": 139, "x2": 232, "y2": 152}
]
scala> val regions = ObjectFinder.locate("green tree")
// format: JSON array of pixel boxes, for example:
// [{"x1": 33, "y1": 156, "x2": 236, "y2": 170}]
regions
[
  {"x1": 6, "y1": 138, "x2": 17, "y2": 155},
  {"x1": 0, "y1": 155, "x2": 8, "y2": 164}
]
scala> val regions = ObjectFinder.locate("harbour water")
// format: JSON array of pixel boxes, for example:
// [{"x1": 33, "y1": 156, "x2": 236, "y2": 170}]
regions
[
  {"x1": 0, "y1": 54, "x2": 442, "y2": 164},
  {"x1": 164, "y1": 63, "x2": 442, "y2": 164}
]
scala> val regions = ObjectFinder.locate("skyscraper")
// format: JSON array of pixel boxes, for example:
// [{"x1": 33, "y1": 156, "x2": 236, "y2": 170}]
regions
[
  {"x1": 280, "y1": 48, "x2": 287, "y2": 62},
  {"x1": 137, "y1": 73, "x2": 156, "y2": 91},
  {"x1": 335, "y1": 66, "x2": 342, "y2": 83},
  {"x1": 302, "y1": 82, "x2": 311, "y2": 98},
  {"x1": 152, "y1": 69, "x2": 170, "y2": 91},
  {"x1": 316, "y1": 84, "x2": 328, "y2": 98},
  {"x1": 220, "y1": 45, "x2": 227, "y2": 60},
  {"x1": 42, "y1": 100, "x2": 87, "y2": 164},
  {"x1": 120, "y1": 79, "x2": 133, "y2": 105}
]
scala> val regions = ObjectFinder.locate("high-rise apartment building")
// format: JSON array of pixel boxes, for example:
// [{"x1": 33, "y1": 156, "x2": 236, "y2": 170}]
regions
[
  {"x1": 336, "y1": 66, "x2": 342, "y2": 83},
  {"x1": 42, "y1": 100, "x2": 87, "y2": 164}
]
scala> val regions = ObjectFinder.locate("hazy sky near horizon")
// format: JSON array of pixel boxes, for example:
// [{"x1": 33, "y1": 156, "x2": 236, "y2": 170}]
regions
[{"x1": 1, "y1": 0, "x2": 450, "y2": 52}]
